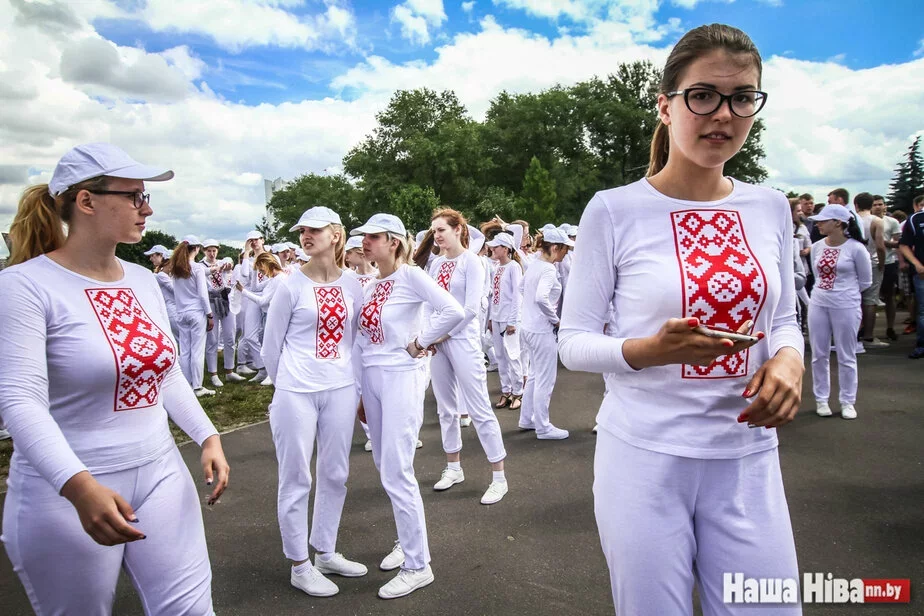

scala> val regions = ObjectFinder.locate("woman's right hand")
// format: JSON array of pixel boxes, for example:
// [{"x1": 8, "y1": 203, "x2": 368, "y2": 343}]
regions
[
  {"x1": 623, "y1": 318, "x2": 761, "y2": 370},
  {"x1": 61, "y1": 471, "x2": 145, "y2": 546}
]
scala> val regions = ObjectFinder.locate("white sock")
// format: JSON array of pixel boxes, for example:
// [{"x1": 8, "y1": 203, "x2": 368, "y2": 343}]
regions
[
  {"x1": 493, "y1": 470, "x2": 506, "y2": 483},
  {"x1": 448, "y1": 461, "x2": 462, "y2": 471},
  {"x1": 317, "y1": 552, "x2": 333, "y2": 563},
  {"x1": 293, "y1": 561, "x2": 313, "y2": 575}
]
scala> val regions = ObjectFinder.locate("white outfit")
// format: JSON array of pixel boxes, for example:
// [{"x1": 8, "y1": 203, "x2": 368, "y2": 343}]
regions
[
  {"x1": 488, "y1": 261, "x2": 524, "y2": 396},
  {"x1": 480, "y1": 256, "x2": 497, "y2": 367},
  {"x1": 356, "y1": 264, "x2": 464, "y2": 570},
  {"x1": 808, "y1": 239, "x2": 872, "y2": 405},
  {"x1": 155, "y1": 270, "x2": 180, "y2": 340},
  {"x1": 172, "y1": 261, "x2": 212, "y2": 389},
  {"x1": 559, "y1": 178, "x2": 803, "y2": 614},
  {"x1": 202, "y1": 260, "x2": 236, "y2": 373},
  {"x1": 238, "y1": 257, "x2": 269, "y2": 368},
  {"x1": 0, "y1": 256, "x2": 218, "y2": 615},
  {"x1": 262, "y1": 271, "x2": 364, "y2": 561},
  {"x1": 882, "y1": 215, "x2": 901, "y2": 265},
  {"x1": 519, "y1": 259, "x2": 563, "y2": 435},
  {"x1": 428, "y1": 251, "x2": 507, "y2": 463}
]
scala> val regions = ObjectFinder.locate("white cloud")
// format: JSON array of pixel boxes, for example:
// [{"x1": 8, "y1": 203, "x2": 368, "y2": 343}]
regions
[
  {"x1": 462, "y1": 1, "x2": 475, "y2": 12},
  {"x1": 914, "y1": 38, "x2": 924, "y2": 58},
  {"x1": 391, "y1": 0, "x2": 447, "y2": 45},
  {"x1": 670, "y1": 0, "x2": 734, "y2": 8}
]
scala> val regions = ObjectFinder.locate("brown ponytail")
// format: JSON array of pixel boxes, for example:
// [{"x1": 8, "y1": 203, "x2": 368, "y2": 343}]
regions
[
  {"x1": 167, "y1": 242, "x2": 194, "y2": 279},
  {"x1": 647, "y1": 123, "x2": 671, "y2": 177},
  {"x1": 413, "y1": 230, "x2": 435, "y2": 269}
]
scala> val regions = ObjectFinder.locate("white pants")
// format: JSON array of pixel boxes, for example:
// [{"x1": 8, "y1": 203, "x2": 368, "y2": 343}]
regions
[
  {"x1": 270, "y1": 386, "x2": 359, "y2": 562},
  {"x1": 519, "y1": 331, "x2": 559, "y2": 434},
  {"x1": 240, "y1": 300, "x2": 265, "y2": 369},
  {"x1": 362, "y1": 366, "x2": 430, "y2": 570},
  {"x1": 206, "y1": 311, "x2": 236, "y2": 374},
  {"x1": 480, "y1": 303, "x2": 497, "y2": 366},
  {"x1": 808, "y1": 304, "x2": 861, "y2": 404},
  {"x1": 177, "y1": 311, "x2": 207, "y2": 390},
  {"x1": 430, "y1": 336, "x2": 507, "y2": 463},
  {"x1": 2, "y1": 447, "x2": 214, "y2": 616},
  {"x1": 491, "y1": 320, "x2": 523, "y2": 396},
  {"x1": 594, "y1": 430, "x2": 801, "y2": 615}
]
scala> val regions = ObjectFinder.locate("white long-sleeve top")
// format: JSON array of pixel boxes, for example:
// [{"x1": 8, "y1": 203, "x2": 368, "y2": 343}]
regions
[
  {"x1": 262, "y1": 270, "x2": 363, "y2": 393},
  {"x1": 487, "y1": 260, "x2": 523, "y2": 325},
  {"x1": 344, "y1": 267, "x2": 379, "y2": 289},
  {"x1": 356, "y1": 264, "x2": 464, "y2": 371},
  {"x1": 172, "y1": 261, "x2": 211, "y2": 316},
  {"x1": 792, "y1": 238, "x2": 806, "y2": 291},
  {"x1": 428, "y1": 250, "x2": 485, "y2": 340},
  {"x1": 0, "y1": 256, "x2": 218, "y2": 493},
  {"x1": 521, "y1": 259, "x2": 561, "y2": 334},
  {"x1": 808, "y1": 238, "x2": 872, "y2": 309},
  {"x1": 201, "y1": 259, "x2": 231, "y2": 291},
  {"x1": 242, "y1": 275, "x2": 282, "y2": 312},
  {"x1": 155, "y1": 270, "x2": 176, "y2": 318},
  {"x1": 559, "y1": 178, "x2": 803, "y2": 459}
]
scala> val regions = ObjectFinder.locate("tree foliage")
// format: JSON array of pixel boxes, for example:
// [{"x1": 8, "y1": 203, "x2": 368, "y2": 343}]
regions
[
  {"x1": 887, "y1": 136, "x2": 924, "y2": 213},
  {"x1": 266, "y1": 173, "x2": 361, "y2": 241}
]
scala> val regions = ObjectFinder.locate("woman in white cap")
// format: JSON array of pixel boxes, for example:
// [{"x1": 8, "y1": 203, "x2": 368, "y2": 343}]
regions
[
  {"x1": 807, "y1": 204, "x2": 872, "y2": 419},
  {"x1": 559, "y1": 25, "x2": 804, "y2": 615},
  {"x1": 235, "y1": 252, "x2": 284, "y2": 385},
  {"x1": 261, "y1": 207, "x2": 368, "y2": 597},
  {"x1": 144, "y1": 244, "x2": 180, "y2": 340},
  {"x1": 201, "y1": 240, "x2": 243, "y2": 388},
  {"x1": 486, "y1": 232, "x2": 525, "y2": 410},
  {"x1": 345, "y1": 235, "x2": 378, "y2": 288},
  {"x1": 167, "y1": 235, "x2": 216, "y2": 397},
  {"x1": 416, "y1": 209, "x2": 509, "y2": 504},
  {"x1": 2, "y1": 143, "x2": 229, "y2": 615},
  {"x1": 353, "y1": 213, "x2": 464, "y2": 599},
  {"x1": 519, "y1": 228, "x2": 572, "y2": 440},
  {"x1": 236, "y1": 230, "x2": 266, "y2": 378}
]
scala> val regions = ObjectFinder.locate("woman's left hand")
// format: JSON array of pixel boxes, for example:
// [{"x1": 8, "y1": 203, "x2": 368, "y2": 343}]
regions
[
  {"x1": 235, "y1": 281, "x2": 243, "y2": 291},
  {"x1": 505, "y1": 325, "x2": 516, "y2": 336},
  {"x1": 200, "y1": 435, "x2": 230, "y2": 506},
  {"x1": 739, "y1": 347, "x2": 804, "y2": 428}
]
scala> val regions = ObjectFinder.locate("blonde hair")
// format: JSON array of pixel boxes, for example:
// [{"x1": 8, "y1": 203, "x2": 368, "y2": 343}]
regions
[
  {"x1": 388, "y1": 232, "x2": 411, "y2": 266},
  {"x1": 167, "y1": 242, "x2": 196, "y2": 279},
  {"x1": 8, "y1": 177, "x2": 109, "y2": 266},
  {"x1": 254, "y1": 251, "x2": 283, "y2": 277},
  {"x1": 331, "y1": 224, "x2": 346, "y2": 269}
]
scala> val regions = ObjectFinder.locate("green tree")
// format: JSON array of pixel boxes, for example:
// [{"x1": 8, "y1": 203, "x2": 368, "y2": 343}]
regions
[
  {"x1": 724, "y1": 118, "x2": 768, "y2": 184},
  {"x1": 266, "y1": 173, "x2": 362, "y2": 242},
  {"x1": 518, "y1": 157, "x2": 558, "y2": 227},
  {"x1": 471, "y1": 186, "x2": 519, "y2": 223},
  {"x1": 886, "y1": 136, "x2": 924, "y2": 213},
  {"x1": 116, "y1": 229, "x2": 178, "y2": 268},
  {"x1": 388, "y1": 184, "x2": 441, "y2": 234}
]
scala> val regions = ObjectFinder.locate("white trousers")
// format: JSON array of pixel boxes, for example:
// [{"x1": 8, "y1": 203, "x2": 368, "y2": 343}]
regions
[
  {"x1": 808, "y1": 304, "x2": 861, "y2": 404},
  {"x1": 270, "y1": 386, "x2": 359, "y2": 562},
  {"x1": 2, "y1": 447, "x2": 214, "y2": 616},
  {"x1": 480, "y1": 303, "x2": 497, "y2": 366},
  {"x1": 430, "y1": 336, "x2": 507, "y2": 463},
  {"x1": 177, "y1": 311, "x2": 207, "y2": 390},
  {"x1": 594, "y1": 430, "x2": 801, "y2": 616},
  {"x1": 205, "y1": 311, "x2": 236, "y2": 373},
  {"x1": 362, "y1": 365, "x2": 430, "y2": 570},
  {"x1": 519, "y1": 331, "x2": 559, "y2": 434},
  {"x1": 491, "y1": 320, "x2": 523, "y2": 396},
  {"x1": 239, "y1": 299, "x2": 265, "y2": 369}
]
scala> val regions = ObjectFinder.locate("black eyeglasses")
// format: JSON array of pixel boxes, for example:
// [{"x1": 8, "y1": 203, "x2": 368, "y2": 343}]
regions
[
  {"x1": 666, "y1": 87, "x2": 768, "y2": 118},
  {"x1": 87, "y1": 190, "x2": 151, "y2": 209}
]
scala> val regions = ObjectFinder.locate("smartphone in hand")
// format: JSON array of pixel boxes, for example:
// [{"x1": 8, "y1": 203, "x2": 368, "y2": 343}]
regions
[{"x1": 694, "y1": 325, "x2": 759, "y2": 344}]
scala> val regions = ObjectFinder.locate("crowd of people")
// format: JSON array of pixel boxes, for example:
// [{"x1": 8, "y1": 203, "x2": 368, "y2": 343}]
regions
[{"x1": 1, "y1": 21, "x2": 922, "y2": 616}]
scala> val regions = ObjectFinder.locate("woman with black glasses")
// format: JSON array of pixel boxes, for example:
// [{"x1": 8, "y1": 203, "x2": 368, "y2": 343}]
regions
[{"x1": 560, "y1": 25, "x2": 803, "y2": 615}]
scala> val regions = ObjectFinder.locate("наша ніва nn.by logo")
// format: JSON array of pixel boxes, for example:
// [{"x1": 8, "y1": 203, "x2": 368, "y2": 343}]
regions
[{"x1": 723, "y1": 573, "x2": 910, "y2": 604}]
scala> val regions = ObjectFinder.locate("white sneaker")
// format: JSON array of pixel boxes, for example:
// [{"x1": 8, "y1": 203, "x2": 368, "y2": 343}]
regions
[
  {"x1": 250, "y1": 369, "x2": 268, "y2": 383},
  {"x1": 380, "y1": 541, "x2": 405, "y2": 571},
  {"x1": 486, "y1": 364, "x2": 498, "y2": 372},
  {"x1": 841, "y1": 403, "x2": 857, "y2": 420},
  {"x1": 480, "y1": 480, "x2": 508, "y2": 505},
  {"x1": 210, "y1": 374, "x2": 224, "y2": 388},
  {"x1": 855, "y1": 341, "x2": 866, "y2": 355},
  {"x1": 863, "y1": 338, "x2": 890, "y2": 349},
  {"x1": 460, "y1": 416, "x2": 472, "y2": 427},
  {"x1": 433, "y1": 467, "x2": 465, "y2": 491},
  {"x1": 378, "y1": 565, "x2": 434, "y2": 599},
  {"x1": 194, "y1": 387, "x2": 216, "y2": 398},
  {"x1": 314, "y1": 553, "x2": 368, "y2": 577},
  {"x1": 225, "y1": 372, "x2": 245, "y2": 382},
  {"x1": 290, "y1": 564, "x2": 339, "y2": 597},
  {"x1": 416, "y1": 439, "x2": 423, "y2": 449},
  {"x1": 816, "y1": 401, "x2": 832, "y2": 417},
  {"x1": 260, "y1": 375, "x2": 273, "y2": 386},
  {"x1": 537, "y1": 426, "x2": 569, "y2": 440},
  {"x1": 0, "y1": 428, "x2": 10, "y2": 441},
  {"x1": 364, "y1": 439, "x2": 373, "y2": 452},
  {"x1": 236, "y1": 365, "x2": 256, "y2": 376}
]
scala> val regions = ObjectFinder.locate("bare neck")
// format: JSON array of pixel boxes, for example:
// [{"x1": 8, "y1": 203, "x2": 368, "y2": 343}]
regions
[
  {"x1": 648, "y1": 157, "x2": 732, "y2": 202},
  {"x1": 48, "y1": 232, "x2": 123, "y2": 282},
  {"x1": 302, "y1": 252, "x2": 342, "y2": 283}
]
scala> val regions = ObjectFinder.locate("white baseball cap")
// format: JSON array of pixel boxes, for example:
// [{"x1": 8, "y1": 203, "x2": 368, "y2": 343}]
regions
[
  {"x1": 486, "y1": 233, "x2": 516, "y2": 250},
  {"x1": 542, "y1": 228, "x2": 575, "y2": 247},
  {"x1": 415, "y1": 230, "x2": 428, "y2": 244},
  {"x1": 540, "y1": 223, "x2": 558, "y2": 233},
  {"x1": 270, "y1": 243, "x2": 286, "y2": 254},
  {"x1": 221, "y1": 257, "x2": 234, "y2": 265},
  {"x1": 295, "y1": 248, "x2": 309, "y2": 261},
  {"x1": 809, "y1": 204, "x2": 852, "y2": 224},
  {"x1": 202, "y1": 238, "x2": 220, "y2": 249},
  {"x1": 285, "y1": 241, "x2": 299, "y2": 250},
  {"x1": 245, "y1": 230, "x2": 263, "y2": 241},
  {"x1": 143, "y1": 244, "x2": 170, "y2": 257},
  {"x1": 290, "y1": 206, "x2": 342, "y2": 231},
  {"x1": 468, "y1": 225, "x2": 485, "y2": 254},
  {"x1": 345, "y1": 236, "x2": 364, "y2": 251},
  {"x1": 48, "y1": 143, "x2": 174, "y2": 197},
  {"x1": 351, "y1": 213, "x2": 407, "y2": 237},
  {"x1": 181, "y1": 234, "x2": 201, "y2": 246}
]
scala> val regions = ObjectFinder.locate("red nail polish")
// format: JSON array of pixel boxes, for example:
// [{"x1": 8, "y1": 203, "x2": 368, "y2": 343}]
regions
[
  {"x1": 757, "y1": 332, "x2": 765, "y2": 340},
  {"x1": 765, "y1": 426, "x2": 774, "y2": 430},
  {"x1": 723, "y1": 339, "x2": 734, "y2": 347},
  {"x1": 742, "y1": 389, "x2": 751, "y2": 398},
  {"x1": 687, "y1": 318, "x2": 698, "y2": 327},
  {"x1": 737, "y1": 413, "x2": 749, "y2": 423}
]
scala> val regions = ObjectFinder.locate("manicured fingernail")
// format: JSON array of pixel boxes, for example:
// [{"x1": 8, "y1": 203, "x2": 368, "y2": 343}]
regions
[
  {"x1": 756, "y1": 332, "x2": 765, "y2": 340},
  {"x1": 131, "y1": 517, "x2": 139, "y2": 523},
  {"x1": 737, "y1": 413, "x2": 749, "y2": 423},
  {"x1": 206, "y1": 480, "x2": 212, "y2": 485},
  {"x1": 723, "y1": 339, "x2": 734, "y2": 347},
  {"x1": 687, "y1": 318, "x2": 698, "y2": 327},
  {"x1": 742, "y1": 389, "x2": 751, "y2": 397},
  {"x1": 140, "y1": 535, "x2": 147, "y2": 540},
  {"x1": 765, "y1": 426, "x2": 774, "y2": 430}
]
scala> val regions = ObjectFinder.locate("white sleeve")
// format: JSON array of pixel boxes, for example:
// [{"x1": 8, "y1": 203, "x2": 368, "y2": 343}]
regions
[
  {"x1": 767, "y1": 200, "x2": 804, "y2": 359},
  {"x1": 261, "y1": 281, "x2": 294, "y2": 382},
  {"x1": 809, "y1": 241, "x2": 821, "y2": 277},
  {"x1": 855, "y1": 243, "x2": 873, "y2": 292},
  {"x1": 535, "y1": 267, "x2": 560, "y2": 325},
  {"x1": 558, "y1": 195, "x2": 637, "y2": 374},
  {"x1": 507, "y1": 224, "x2": 523, "y2": 252},
  {"x1": 195, "y1": 265, "x2": 211, "y2": 315},
  {"x1": 792, "y1": 239, "x2": 806, "y2": 290},
  {"x1": 508, "y1": 263, "x2": 523, "y2": 326},
  {"x1": 409, "y1": 267, "x2": 465, "y2": 347},
  {"x1": 156, "y1": 271, "x2": 174, "y2": 295},
  {"x1": 351, "y1": 288, "x2": 364, "y2": 394},
  {"x1": 242, "y1": 277, "x2": 280, "y2": 309},
  {"x1": 448, "y1": 255, "x2": 484, "y2": 337},
  {"x1": 0, "y1": 273, "x2": 88, "y2": 493}
]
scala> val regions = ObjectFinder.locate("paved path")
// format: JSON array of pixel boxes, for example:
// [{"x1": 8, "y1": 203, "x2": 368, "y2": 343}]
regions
[{"x1": 2, "y1": 328, "x2": 922, "y2": 615}]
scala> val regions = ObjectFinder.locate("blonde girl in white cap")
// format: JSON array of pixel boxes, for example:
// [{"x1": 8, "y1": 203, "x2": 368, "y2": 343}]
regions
[
  {"x1": 486, "y1": 232, "x2": 525, "y2": 410},
  {"x1": 167, "y1": 235, "x2": 215, "y2": 397},
  {"x1": 344, "y1": 234, "x2": 379, "y2": 450},
  {"x1": 235, "y1": 252, "x2": 284, "y2": 385},
  {"x1": 1, "y1": 143, "x2": 229, "y2": 615},
  {"x1": 200, "y1": 240, "x2": 242, "y2": 388},
  {"x1": 519, "y1": 227, "x2": 572, "y2": 440},
  {"x1": 144, "y1": 244, "x2": 180, "y2": 340},
  {"x1": 261, "y1": 207, "x2": 369, "y2": 597},
  {"x1": 559, "y1": 25, "x2": 804, "y2": 615},
  {"x1": 353, "y1": 213, "x2": 464, "y2": 599},
  {"x1": 807, "y1": 204, "x2": 872, "y2": 419},
  {"x1": 236, "y1": 230, "x2": 266, "y2": 378}
]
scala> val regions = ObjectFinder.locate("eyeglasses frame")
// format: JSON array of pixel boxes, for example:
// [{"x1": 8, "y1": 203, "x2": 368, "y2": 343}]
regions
[{"x1": 665, "y1": 88, "x2": 768, "y2": 118}]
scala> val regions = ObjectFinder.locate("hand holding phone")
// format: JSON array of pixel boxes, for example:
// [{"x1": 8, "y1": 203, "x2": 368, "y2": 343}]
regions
[{"x1": 694, "y1": 325, "x2": 760, "y2": 344}]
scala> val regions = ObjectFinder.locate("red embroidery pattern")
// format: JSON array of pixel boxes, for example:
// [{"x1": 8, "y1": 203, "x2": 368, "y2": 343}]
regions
[
  {"x1": 492, "y1": 266, "x2": 505, "y2": 305},
  {"x1": 671, "y1": 210, "x2": 767, "y2": 379},
  {"x1": 208, "y1": 267, "x2": 223, "y2": 290},
  {"x1": 360, "y1": 280, "x2": 395, "y2": 344},
  {"x1": 436, "y1": 261, "x2": 457, "y2": 291},
  {"x1": 85, "y1": 289, "x2": 176, "y2": 411},
  {"x1": 357, "y1": 275, "x2": 374, "y2": 288},
  {"x1": 816, "y1": 248, "x2": 840, "y2": 291},
  {"x1": 315, "y1": 286, "x2": 347, "y2": 359}
]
